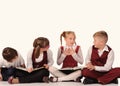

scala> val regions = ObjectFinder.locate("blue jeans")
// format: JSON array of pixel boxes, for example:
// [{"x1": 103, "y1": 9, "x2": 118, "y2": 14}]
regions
[{"x1": 1, "y1": 67, "x2": 16, "y2": 81}]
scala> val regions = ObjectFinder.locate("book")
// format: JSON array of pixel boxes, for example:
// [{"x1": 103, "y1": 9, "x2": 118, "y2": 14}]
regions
[
  {"x1": 60, "y1": 66, "x2": 86, "y2": 71},
  {"x1": 16, "y1": 67, "x2": 44, "y2": 72}
]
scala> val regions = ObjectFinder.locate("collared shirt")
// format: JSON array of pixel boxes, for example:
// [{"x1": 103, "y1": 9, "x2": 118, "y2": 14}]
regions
[
  {"x1": 57, "y1": 45, "x2": 83, "y2": 65},
  {"x1": 0, "y1": 52, "x2": 25, "y2": 68},
  {"x1": 86, "y1": 45, "x2": 114, "y2": 72}
]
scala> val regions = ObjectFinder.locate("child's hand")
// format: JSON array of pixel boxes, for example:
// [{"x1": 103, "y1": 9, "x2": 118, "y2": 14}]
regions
[
  {"x1": 63, "y1": 48, "x2": 70, "y2": 55},
  {"x1": 0, "y1": 74, "x2": 2, "y2": 81},
  {"x1": 69, "y1": 48, "x2": 75, "y2": 55},
  {"x1": 27, "y1": 68, "x2": 33, "y2": 73},
  {"x1": 43, "y1": 64, "x2": 49, "y2": 69},
  {"x1": 86, "y1": 62, "x2": 95, "y2": 70}
]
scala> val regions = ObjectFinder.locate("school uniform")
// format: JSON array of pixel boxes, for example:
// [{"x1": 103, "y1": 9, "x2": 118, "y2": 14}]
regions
[
  {"x1": 48, "y1": 45, "x2": 83, "y2": 82},
  {"x1": 82, "y1": 45, "x2": 118, "y2": 84},
  {"x1": 17, "y1": 49, "x2": 54, "y2": 83},
  {"x1": 0, "y1": 52, "x2": 25, "y2": 81},
  {"x1": 57, "y1": 45, "x2": 83, "y2": 73}
]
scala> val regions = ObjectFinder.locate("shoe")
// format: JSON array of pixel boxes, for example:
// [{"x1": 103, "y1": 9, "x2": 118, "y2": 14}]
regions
[
  {"x1": 83, "y1": 77, "x2": 98, "y2": 84},
  {"x1": 8, "y1": 76, "x2": 13, "y2": 84},
  {"x1": 110, "y1": 78, "x2": 118, "y2": 84},
  {"x1": 49, "y1": 77, "x2": 58, "y2": 82},
  {"x1": 43, "y1": 76, "x2": 49, "y2": 83},
  {"x1": 76, "y1": 77, "x2": 81, "y2": 82}
]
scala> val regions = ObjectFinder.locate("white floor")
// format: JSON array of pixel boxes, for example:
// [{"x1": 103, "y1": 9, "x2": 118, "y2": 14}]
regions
[{"x1": 0, "y1": 81, "x2": 118, "y2": 86}]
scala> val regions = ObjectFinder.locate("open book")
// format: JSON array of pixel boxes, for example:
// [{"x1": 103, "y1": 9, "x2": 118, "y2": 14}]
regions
[
  {"x1": 16, "y1": 67, "x2": 44, "y2": 72},
  {"x1": 60, "y1": 66, "x2": 86, "y2": 70}
]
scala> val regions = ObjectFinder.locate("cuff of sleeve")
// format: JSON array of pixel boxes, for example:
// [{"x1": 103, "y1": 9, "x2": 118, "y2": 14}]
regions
[
  {"x1": 72, "y1": 53, "x2": 77, "y2": 57},
  {"x1": 61, "y1": 53, "x2": 66, "y2": 58},
  {"x1": 94, "y1": 66, "x2": 99, "y2": 71}
]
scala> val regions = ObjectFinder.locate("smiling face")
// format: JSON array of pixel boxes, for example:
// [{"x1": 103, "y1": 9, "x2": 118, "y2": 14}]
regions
[
  {"x1": 93, "y1": 36, "x2": 107, "y2": 50},
  {"x1": 64, "y1": 33, "x2": 75, "y2": 46}
]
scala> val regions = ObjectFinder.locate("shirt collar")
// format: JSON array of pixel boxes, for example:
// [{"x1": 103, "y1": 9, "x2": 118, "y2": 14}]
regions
[{"x1": 98, "y1": 45, "x2": 109, "y2": 52}]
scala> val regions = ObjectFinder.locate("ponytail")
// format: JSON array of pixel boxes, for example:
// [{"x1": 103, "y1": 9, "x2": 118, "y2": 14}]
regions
[
  {"x1": 33, "y1": 37, "x2": 49, "y2": 58},
  {"x1": 60, "y1": 31, "x2": 66, "y2": 45}
]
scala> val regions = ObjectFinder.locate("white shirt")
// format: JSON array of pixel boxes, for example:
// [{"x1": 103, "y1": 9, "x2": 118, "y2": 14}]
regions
[
  {"x1": 0, "y1": 52, "x2": 25, "y2": 68},
  {"x1": 57, "y1": 45, "x2": 83, "y2": 65},
  {"x1": 85, "y1": 45, "x2": 114, "y2": 72},
  {"x1": 27, "y1": 49, "x2": 54, "y2": 68}
]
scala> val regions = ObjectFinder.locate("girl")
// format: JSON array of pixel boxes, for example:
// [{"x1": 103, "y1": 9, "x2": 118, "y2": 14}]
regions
[
  {"x1": 0, "y1": 47, "x2": 25, "y2": 81},
  {"x1": 49, "y1": 31, "x2": 83, "y2": 82},
  {"x1": 8, "y1": 37, "x2": 54, "y2": 84}
]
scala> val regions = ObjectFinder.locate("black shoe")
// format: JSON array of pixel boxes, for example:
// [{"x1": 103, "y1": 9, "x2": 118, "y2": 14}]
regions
[
  {"x1": 110, "y1": 78, "x2": 118, "y2": 84},
  {"x1": 83, "y1": 77, "x2": 98, "y2": 84},
  {"x1": 76, "y1": 76, "x2": 82, "y2": 82}
]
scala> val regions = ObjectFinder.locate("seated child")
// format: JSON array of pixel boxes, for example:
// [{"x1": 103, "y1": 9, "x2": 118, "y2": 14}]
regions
[
  {"x1": 0, "y1": 47, "x2": 25, "y2": 81},
  {"x1": 49, "y1": 31, "x2": 83, "y2": 82},
  {"x1": 82, "y1": 30, "x2": 118, "y2": 84}
]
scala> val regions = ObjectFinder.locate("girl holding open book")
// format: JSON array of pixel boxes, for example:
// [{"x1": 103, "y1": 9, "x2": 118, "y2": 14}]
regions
[
  {"x1": 49, "y1": 31, "x2": 83, "y2": 82},
  {"x1": 8, "y1": 37, "x2": 54, "y2": 84}
]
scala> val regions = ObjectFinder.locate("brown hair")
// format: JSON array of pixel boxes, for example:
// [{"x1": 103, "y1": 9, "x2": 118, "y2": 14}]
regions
[
  {"x1": 93, "y1": 30, "x2": 108, "y2": 42},
  {"x1": 2, "y1": 47, "x2": 18, "y2": 62},
  {"x1": 33, "y1": 37, "x2": 49, "y2": 58},
  {"x1": 60, "y1": 31, "x2": 76, "y2": 45}
]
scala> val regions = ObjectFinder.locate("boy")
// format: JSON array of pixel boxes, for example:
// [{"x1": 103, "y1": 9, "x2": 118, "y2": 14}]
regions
[
  {"x1": 82, "y1": 30, "x2": 118, "y2": 84},
  {"x1": 0, "y1": 47, "x2": 25, "y2": 81}
]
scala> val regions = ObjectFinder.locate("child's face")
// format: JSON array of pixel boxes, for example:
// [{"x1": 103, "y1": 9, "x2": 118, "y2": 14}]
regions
[
  {"x1": 93, "y1": 36, "x2": 106, "y2": 48},
  {"x1": 64, "y1": 33, "x2": 75, "y2": 46},
  {"x1": 9, "y1": 56, "x2": 18, "y2": 63}
]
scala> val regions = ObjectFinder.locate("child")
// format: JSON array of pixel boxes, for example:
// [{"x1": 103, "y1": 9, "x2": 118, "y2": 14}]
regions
[
  {"x1": 49, "y1": 31, "x2": 83, "y2": 82},
  {"x1": 82, "y1": 30, "x2": 118, "y2": 84},
  {"x1": 0, "y1": 47, "x2": 25, "y2": 81},
  {"x1": 8, "y1": 37, "x2": 54, "y2": 84}
]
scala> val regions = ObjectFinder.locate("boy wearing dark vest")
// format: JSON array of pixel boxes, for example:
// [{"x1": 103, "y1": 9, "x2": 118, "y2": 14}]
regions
[{"x1": 82, "y1": 30, "x2": 118, "y2": 84}]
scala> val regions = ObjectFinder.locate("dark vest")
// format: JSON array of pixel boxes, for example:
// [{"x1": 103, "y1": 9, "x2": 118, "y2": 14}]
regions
[
  {"x1": 32, "y1": 49, "x2": 48, "y2": 68},
  {"x1": 61, "y1": 46, "x2": 80, "y2": 68},
  {"x1": 91, "y1": 45, "x2": 111, "y2": 66}
]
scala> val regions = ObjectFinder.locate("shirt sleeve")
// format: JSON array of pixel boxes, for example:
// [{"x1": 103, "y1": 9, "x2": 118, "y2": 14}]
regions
[
  {"x1": 17, "y1": 52, "x2": 25, "y2": 66},
  {"x1": 57, "y1": 47, "x2": 66, "y2": 65},
  {"x1": 72, "y1": 46, "x2": 84, "y2": 64},
  {"x1": 27, "y1": 49, "x2": 33, "y2": 68},
  {"x1": 0, "y1": 59, "x2": 4, "y2": 67},
  {"x1": 85, "y1": 46, "x2": 92, "y2": 64},
  {"x1": 95, "y1": 50, "x2": 114, "y2": 72},
  {"x1": 47, "y1": 49, "x2": 54, "y2": 66}
]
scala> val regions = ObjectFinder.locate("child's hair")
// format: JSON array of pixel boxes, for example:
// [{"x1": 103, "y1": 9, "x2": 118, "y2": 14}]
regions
[
  {"x1": 2, "y1": 47, "x2": 18, "y2": 62},
  {"x1": 93, "y1": 30, "x2": 108, "y2": 43},
  {"x1": 60, "y1": 31, "x2": 76, "y2": 45},
  {"x1": 33, "y1": 37, "x2": 49, "y2": 58}
]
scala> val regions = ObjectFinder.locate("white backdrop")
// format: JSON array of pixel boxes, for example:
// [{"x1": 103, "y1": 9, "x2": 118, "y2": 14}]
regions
[{"x1": 0, "y1": 0, "x2": 120, "y2": 69}]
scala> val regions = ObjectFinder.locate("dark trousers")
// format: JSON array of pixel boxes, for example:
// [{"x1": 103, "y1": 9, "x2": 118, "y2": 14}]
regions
[
  {"x1": 1, "y1": 67, "x2": 16, "y2": 81},
  {"x1": 82, "y1": 68, "x2": 120, "y2": 84},
  {"x1": 15, "y1": 68, "x2": 49, "y2": 83}
]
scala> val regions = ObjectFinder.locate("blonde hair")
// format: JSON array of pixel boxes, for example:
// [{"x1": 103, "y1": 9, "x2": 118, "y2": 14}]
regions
[
  {"x1": 60, "y1": 31, "x2": 76, "y2": 45},
  {"x1": 93, "y1": 30, "x2": 108, "y2": 42}
]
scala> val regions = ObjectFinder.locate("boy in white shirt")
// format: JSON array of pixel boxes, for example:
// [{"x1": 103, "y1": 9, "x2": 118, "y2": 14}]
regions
[
  {"x1": 82, "y1": 30, "x2": 118, "y2": 84},
  {"x1": 0, "y1": 47, "x2": 25, "y2": 81}
]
